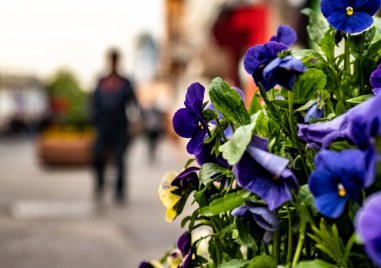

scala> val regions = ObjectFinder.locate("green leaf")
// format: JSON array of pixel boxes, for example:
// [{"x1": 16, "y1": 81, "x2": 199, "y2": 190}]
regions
[
  {"x1": 329, "y1": 140, "x2": 357, "y2": 151},
  {"x1": 219, "y1": 259, "x2": 250, "y2": 268},
  {"x1": 247, "y1": 255, "x2": 277, "y2": 268},
  {"x1": 271, "y1": 99, "x2": 310, "y2": 108},
  {"x1": 209, "y1": 77, "x2": 251, "y2": 127},
  {"x1": 253, "y1": 110, "x2": 269, "y2": 138},
  {"x1": 297, "y1": 184, "x2": 315, "y2": 209},
  {"x1": 364, "y1": 38, "x2": 381, "y2": 59},
  {"x1": 200, "y1": 163, "x2": 230, "y2": 184},
  {"x1": 235, "y1": 218, "x2": 258, "y2": 250},
  {"x1": 293, "y1": 68, "x2": 327, "y2": 100},
  {"x1": 373, "y1": 17, "x2": 381, "y2": 41},
  {"x1": 248, "y1": 93, "x2": 262, "y2": 115},
  {"x1": 198, "y1": 190, "x2": 250, "y2": 216},
  {"x1": 219, "y1": 121, "x2": 256, "y2": 165},
  {"x1": 295, "y1": 259, "x2": 336, "y2": 268},
  {"x1": 346, "y1": 94, "x2": 373, "y2": 104},
  {"x1": 294, "y1": 99, "x2": 318, "y2": 112},
  {"x1": 350, "y1": 27, "x2": 376, "y2": 56},
  {"x1": 292, "y1": 49, "x2": 325, "y2": 62},
  {"x1": 308, "y1": 218, "x2": 346, "y2": 266},
  {"x1": 301, "y1": 8, "x2": 329, "y2": 45},
  {"x1": 320, "y1": 28, "x2": 336, "y2": 62},
  {"x1": 335, "y1": 101, "x2": 346, "y2": 115}
]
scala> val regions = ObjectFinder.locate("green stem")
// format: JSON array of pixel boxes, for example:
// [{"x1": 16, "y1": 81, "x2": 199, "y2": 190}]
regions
[
  {"x1": 272, "y1": 229, "x2": 280, "y2": 264},
  {"x1": 344, "y1": 233, "x2": 357, "y2": 263},
  {"x1": 292, "y1": 204, "x2": 307, "y2": 267},
  {"x1": 344, "y1": 34, "x2": 351, "y2": 76},
  {"x1": 286, "y1": 205, "x2": 293, "y2": 265},
  {"x1": 216, "y1": 119, "x2": 228, "y2": 142},
  {"x1": 288, "y1": 91, "x2": 309, "y2": 177},
  {"x1": 210, "y1": 218, "x2": 222, "y2": 264}
]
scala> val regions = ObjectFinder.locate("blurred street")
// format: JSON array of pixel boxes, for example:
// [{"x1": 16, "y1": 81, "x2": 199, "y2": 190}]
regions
[{"x1": 0, "y1": 137, "x2": 187, "y2": 268}]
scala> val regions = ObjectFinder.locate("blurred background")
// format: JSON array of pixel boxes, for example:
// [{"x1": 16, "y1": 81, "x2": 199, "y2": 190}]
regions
[{"x1": 0, "y1": 0, "x2": 317, "y2": 267}]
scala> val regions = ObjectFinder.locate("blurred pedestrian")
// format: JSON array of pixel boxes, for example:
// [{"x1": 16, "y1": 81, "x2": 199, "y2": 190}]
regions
[
  {"x1": 142, "y1": 105, "x2": 164, "y2": 164},
  {"x1": 90, "y1": 48, "x2": 140, "y2": 205}
]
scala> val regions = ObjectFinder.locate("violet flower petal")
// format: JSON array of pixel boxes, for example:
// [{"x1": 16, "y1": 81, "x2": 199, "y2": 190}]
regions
[
  {"x1": 356, "y1": 192, "x2": 381, "y2": 266},
  {"x1": 173, "y1": 108, "x2": 199, "y2": 138}
]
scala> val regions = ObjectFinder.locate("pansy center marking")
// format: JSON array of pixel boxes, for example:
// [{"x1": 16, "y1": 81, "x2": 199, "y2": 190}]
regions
[
  {"x1": 346, "y1": 6, "x2": 354, "y2": 16},
  {"x1": 337, "y1": 183, "x2": 346, "y2": 197}
]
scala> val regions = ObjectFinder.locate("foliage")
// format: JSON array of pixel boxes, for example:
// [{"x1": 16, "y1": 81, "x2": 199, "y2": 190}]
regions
[
  {"x1": 142, "y1": 2, "x2": 381, "y2": 268},
  {"x1": 46, "y1": 70, "x2": 90, "y2": 127}
]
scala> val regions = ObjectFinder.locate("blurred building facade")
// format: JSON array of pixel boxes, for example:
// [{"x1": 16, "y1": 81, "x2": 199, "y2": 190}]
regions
[
  {"x1": 0, "y1": 75, "x2": 49, "y2": 135},
  {"x1": 159, "y1": 0, "x2": 312, "y2": 103}
]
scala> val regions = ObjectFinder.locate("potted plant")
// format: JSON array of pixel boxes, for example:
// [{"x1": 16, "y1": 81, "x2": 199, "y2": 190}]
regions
[{"x1": 141, "y1": 1, "x2": 381, "y2": 267}]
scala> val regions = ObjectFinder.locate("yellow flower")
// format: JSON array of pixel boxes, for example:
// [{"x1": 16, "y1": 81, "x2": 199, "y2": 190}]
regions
[
  {"x1": 167, "y1": 250, "x2": 182, "y2": 268},
  {"x1": 158, "y1": 171, "x2": 181, "y2": 222}
]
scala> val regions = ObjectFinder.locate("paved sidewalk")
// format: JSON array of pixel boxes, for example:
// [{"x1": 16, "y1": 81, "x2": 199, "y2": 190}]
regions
[{"x1": 0, "y1": 137, "x2": 189, "y2": 268}]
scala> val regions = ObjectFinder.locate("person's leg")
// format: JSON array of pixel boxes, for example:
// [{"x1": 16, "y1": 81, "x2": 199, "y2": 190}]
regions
[
  {"x1": 92, "y1": 134, "x2": 107, "y2": 201},
  {"x1": 114, "y1": 133, "x2": 128, "y2": 203}
]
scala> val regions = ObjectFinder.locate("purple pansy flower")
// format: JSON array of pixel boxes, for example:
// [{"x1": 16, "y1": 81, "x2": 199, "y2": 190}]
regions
[
  {"x1": 195, "y1": 141, "x2": 229, "y2": 167},
  {"x1": 232, "y1": 200, "x2": 279, "y2": 243},
  {"x1": 138, "y1": 262, "x2": 154, "y2": 268},
  {"x1": 304, "y1": 104, "x2": 324, "y2": 123},
  {"x1": 171, "y1": 166, "x2": 200, "y2": 191},
  {"x1": 370, "y1": 64, "x2": 381, "y2": 95},
  {"x1": 309, "y1": 149, "x2": 370, "y2": 219},
  {"x1": 233, "y1": 136, "x2": 298, "y2": 211},
  {"x1": 263, "y1": 55, "x2": 307, "y2": 90},
  {"x1": 244, "y1": 41, "x2": 288, "y2": 91},
  {"x1": 298, "y1": 94, "x2": 381, "y2": 150},
  {"x1": 177, "y1": 232, "x2": 193, "y2": 268},
  {"x1": 173, "y1": 82, "x2": 209, "y2": 155},
  {"x1": 356, "y1": 192, "x2": 381, "y2": 266},
  {"x1": 321, "y1": 0, "x2": 381, "y2": 34},
  {"x1": 270, "y1": 24, "x2": 297, "y2": 46}
]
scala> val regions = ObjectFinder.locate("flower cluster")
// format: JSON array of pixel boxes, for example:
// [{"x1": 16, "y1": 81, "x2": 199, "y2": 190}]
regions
[{"x1": 141, "y1": 0, "x2": 381, "y2": 267}]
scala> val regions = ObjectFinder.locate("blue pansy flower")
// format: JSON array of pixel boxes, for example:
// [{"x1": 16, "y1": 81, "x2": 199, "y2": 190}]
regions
[
  {"x1": 304, "y1": 103, "x2": 324, "y2": 123},
  {"x1": 356, "y1": 192, "x2": 381, "y2": 266},
  {"x1": 173, "y1": 82, "x2": 208, "y2": 155},
  {"x1": 263, "y1": 55, "x2": 307, "y2": 90},
  {"x1": 244, "y1": 41, "x2": 288, "y2": 91},
  {"x1": 309, "y1": 149, "x2": 369, "y2": 218},
  {"x1": 370, "y1": 64, "x2": 381, "y2": 95},
  {"x1": 270, "y1": 24, "x2": 297, "y2": 46},
  {"x1": 321, "y1": 0, "x2": 381, "y2": 34},
  {"x1": 233, "y1": 136, "x2": 298, "y2": 211},
  {"x1": 232, "y1": 200, "x2": 279, "y2": 243},
  {"x1": 298, "y1": 94, "x2": 381, "y2": 151}
]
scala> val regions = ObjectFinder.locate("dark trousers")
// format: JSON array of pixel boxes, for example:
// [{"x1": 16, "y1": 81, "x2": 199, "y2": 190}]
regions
[{"x1": 92, "y1": 128, "x2": 128, "y2": 200}]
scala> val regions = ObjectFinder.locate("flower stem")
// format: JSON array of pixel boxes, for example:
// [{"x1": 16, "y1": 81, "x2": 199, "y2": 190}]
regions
[
  {"x1": 344, "y1": 34, "x2": 351, "y2": 76},
  {"x1": 216, "y1": 119, "x2": 228, "y2": 142},
  {"x1": 272, "y1": 229, "x2": 280, "y2": 264},
  {"x1": 288, "y1": 91, "x2": 309, "y2": 177},
  {"x1": 291, "y1": 204, "x2": 307, "y2": 267},
  {"x1": 286, "y1": 204, "x2": 293, "y2": 265}
]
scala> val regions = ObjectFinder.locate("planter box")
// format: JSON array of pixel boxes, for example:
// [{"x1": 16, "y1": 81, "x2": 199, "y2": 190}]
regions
[{"x1": 36, "y1": 136, "x2": 93, "y2": 166}]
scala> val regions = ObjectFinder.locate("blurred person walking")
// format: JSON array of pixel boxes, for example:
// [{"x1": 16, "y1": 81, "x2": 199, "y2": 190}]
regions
[{"x1": 90, "y1": 48, "x2": 140, "y2": 205}]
